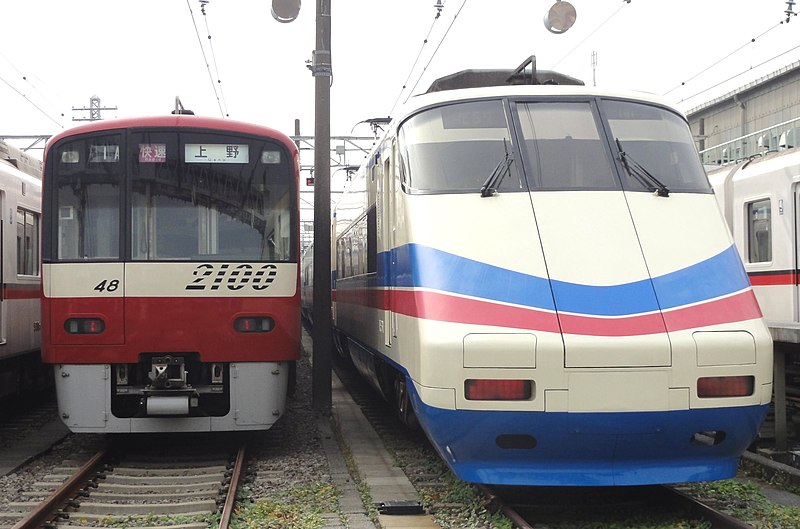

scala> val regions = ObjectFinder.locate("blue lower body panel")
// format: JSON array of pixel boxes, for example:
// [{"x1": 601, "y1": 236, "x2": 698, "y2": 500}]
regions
[{"x1": 408, "y1": 384, "x2": 768, "y2": 486}]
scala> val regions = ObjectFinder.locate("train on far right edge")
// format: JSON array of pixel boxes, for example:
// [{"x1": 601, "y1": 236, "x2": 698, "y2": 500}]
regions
[
  {"x1": 707, "y1": 146, "x2": 800, "y2": 328},
  {"x1": 305, "y1": 56, "x2": 774, "y2": 487}
]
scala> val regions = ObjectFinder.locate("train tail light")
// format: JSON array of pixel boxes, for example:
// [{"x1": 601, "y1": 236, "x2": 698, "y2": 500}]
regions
[
  {"x1": 697, "y1": 376, "x2": 754, "y2": 398},
  {"x1": 64, "y1": 318, "x2": 105, "y2": 334},
  {"x1": 234, "y1": 316, "x2": 275, "y2": 333},
  {"x1": 465, "y1": 379, "x2": 532, "y2": 400}
]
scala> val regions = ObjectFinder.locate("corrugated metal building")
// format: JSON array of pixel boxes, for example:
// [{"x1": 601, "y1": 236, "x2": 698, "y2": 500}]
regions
[{"x1": 687, "y1": 60, "x2": 800, "y2": 165}]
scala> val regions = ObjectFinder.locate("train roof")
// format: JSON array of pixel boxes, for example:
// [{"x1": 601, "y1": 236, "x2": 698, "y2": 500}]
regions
[
  {"x1": 0, "y1": 139, "x2": 42, "y2": 179},
  {"x1": 399, "y1": 84, "x2": 682, "y2": 123},
  {"x1": 45, "y1": 114, "x2": 297, "y2": 154}
]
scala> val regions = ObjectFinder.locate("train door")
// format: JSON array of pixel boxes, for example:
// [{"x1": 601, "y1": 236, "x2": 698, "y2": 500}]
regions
[
  {"x1": 0, "y1": 191, "x2": 5, "y2": 346},
  {"x1": 794, "y1": 186, "x2": 800, "y2": 323},
  {"x1": 382, "y1": 142, "x2": 398, "y2": 347}
]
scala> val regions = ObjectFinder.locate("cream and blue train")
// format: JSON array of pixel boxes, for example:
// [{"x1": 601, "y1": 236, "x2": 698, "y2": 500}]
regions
[{"x1": 321, "y1": 62, "x2": 773, "y2": 486}]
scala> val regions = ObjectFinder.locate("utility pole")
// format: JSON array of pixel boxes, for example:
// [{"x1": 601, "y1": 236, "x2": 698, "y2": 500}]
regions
[
  {"x1": 269, "y1": 0, "x2": 331, "y2": 412},
  {"x1": 311, "y1": 0, "x2": 333, "y2": 413},
  {"x1": 72, "y1": 95, "x2": 117, "y2": 122}
]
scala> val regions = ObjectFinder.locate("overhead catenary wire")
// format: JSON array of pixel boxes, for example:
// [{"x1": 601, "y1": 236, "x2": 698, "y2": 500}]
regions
[
  {"x1": 678, "y1": 41, "x2": 800, "y2": 104},
  {"x1": 550, "y1": 0, "x2": 631, "y2": 70},
  {"x1": 0, "y1": 73, "x2": 64, "y2": 129},
  {"x1": 403, "y1": 0, "x2": 469, "y2": 105},
  {"x1": 662, "y1": 19, "x2": 786, "y2": 96},
  {"x1": 186, "y1": 0, "x2": 225, "y2": 118},
  {"x1": 0, "y1": 50, "x2": 65, "y2": 123},
  {"x1": 388, "y1": 0, "x2": 447, "y2": 118},
  {"x1": 200, "y1": 1, "x2": 229, "y2": 117}
]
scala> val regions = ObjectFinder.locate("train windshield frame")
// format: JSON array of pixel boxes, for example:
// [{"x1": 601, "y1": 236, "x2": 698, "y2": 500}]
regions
[
  {"x1": 397, "y1": 96, "x2": 711, "y2": 195},
  {"x1": 46, "y1": 128, "x2": 297, "y2": 263}
]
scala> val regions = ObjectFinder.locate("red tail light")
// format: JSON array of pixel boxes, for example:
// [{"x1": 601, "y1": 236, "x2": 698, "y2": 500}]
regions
[
  {"x1": 465, "y1": 379, "x2": 532, "y2": 401},
  {"x1": 697, "y1": 376, "x2": 754, "y2": 398},
  {"x1": 234, "y1": 317, "x2": 275, "y2": 333},
  {"x1": 64, "y1": 318, "x2": 105, "y2": 334}
]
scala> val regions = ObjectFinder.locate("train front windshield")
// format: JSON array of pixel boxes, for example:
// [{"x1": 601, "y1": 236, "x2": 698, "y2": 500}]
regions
[
  {"x1": 50, "y1": 130, "x2": 295, "y2": 262},
  {"x1": 399, "y1": 98, "x2": 710, "y2": 194}
]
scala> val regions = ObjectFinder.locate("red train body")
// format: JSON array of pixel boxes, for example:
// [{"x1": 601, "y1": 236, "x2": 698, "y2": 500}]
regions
[{"x1": 41, "y1": 115, "x2": 301, "y2": 433}]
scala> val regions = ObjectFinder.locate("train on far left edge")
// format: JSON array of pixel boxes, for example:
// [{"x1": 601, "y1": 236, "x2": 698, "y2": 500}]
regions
[
  {"x1": 41, "y1": 114, "x2": 301, "y2": 433},
  {"x1": 0, "y1": 140, "x2": 48, "y2": 402}
]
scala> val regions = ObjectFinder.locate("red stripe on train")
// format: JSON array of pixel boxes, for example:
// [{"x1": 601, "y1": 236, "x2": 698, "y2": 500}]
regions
[
  {"x1": 3, "y1": 284, "x2": 40, "y2": 300},
  {"x1": 335, "y1": 288, "x2": 762, "y2": 336},
  {"x1": 747, "y1": 272, "x2": 795, "y2": 286}
]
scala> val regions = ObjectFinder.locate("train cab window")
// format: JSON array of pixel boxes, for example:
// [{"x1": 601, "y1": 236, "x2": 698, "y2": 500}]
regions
[
  {"x1": 601, "y1": 100, "x2": 712, "y2": 194},
  {"x1": 747, "y1": 199, "x2": 771, "y2": 263},
  {"x1": 16, "y1": 208, "x2": 39, "y2": 276},
  {"x1": 515, "y1": 102, "x2": 617, "y2": 190},
  {"x1": 53, "y1": 135, "x2": 121, "y2": 260},
  {"x1": 130, "y1": 132, "x2": 295, "y2": 262},
  {"x1": 398, "y1": 100, "x2": 522, "y2": 194}
]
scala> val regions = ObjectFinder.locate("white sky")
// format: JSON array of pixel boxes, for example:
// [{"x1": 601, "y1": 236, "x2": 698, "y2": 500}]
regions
[{"x1": 1, "y1": 0, "x2": 798, "y2": 159}]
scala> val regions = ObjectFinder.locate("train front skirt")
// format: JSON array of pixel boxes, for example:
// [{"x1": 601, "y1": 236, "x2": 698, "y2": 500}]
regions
[
  {"x1": 54, "y1": 362, "x2": 289, "y2": 433},
  {"x1": 409, "y1": 385, "x2": 768, "y2": 486}
]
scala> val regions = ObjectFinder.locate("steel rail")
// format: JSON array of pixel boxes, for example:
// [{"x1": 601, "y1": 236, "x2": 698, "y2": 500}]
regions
[
  {"x1": 477, "y1": 485, "x2": 535, "y2": 529},
  {"x1": 661, "y1": 485, "x2": 756, "y2": 529},
  {"x1": 11, "y1": 450, "x2": 107, "y2": 529},
  {"x1": 218, "y1": 443, "x2": 247, "y2": 529}
]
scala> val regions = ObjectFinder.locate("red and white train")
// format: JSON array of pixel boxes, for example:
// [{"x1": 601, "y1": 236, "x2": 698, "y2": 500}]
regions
[
  {"x1": 0, "y1": 140, "x2": 46, "y2": 399},
  {"x1": 323, "y1": 61, "x2": 773, "y2": 486},
  {"x1": 708, "y1": 147, "x2": 800, "y2": 333},
  {"x1": 41, "y1": 115, "x2": 301, "y2": 433}
]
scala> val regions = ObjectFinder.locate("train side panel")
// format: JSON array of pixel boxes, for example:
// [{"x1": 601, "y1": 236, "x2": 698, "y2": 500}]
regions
[
  {"x1": 0, "y1": 155, "x2": 46, "y2": 398},
  {"x1": 708, "y1": 150, "x2": 800, "y2": 326}
]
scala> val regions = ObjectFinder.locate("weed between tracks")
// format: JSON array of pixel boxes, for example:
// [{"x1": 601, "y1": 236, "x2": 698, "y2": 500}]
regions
[
  {"x1": 91, "y1": 513, "x2": 209, "y2": 526},
  {"x1": 231, "y1": 481, "x2": 340, "y2": 529}
]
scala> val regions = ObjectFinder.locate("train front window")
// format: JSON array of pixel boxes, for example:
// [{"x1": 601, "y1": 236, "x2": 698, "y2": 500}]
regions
[
  {"x1": 601, "y1": 100, "x2": 711, "y2": 194},
  {"x1": 54, "y1": 136, "x2": 121, "y2": 260},
  {"x1": 514, "y1": 102, "x2": 617, "y2": 190},
  {"x1": 131, "y1": 132, "x2": 294, "y2": 262},
  {"x1": 398, "y1": 100, "x2": 522, "y2": 193}
]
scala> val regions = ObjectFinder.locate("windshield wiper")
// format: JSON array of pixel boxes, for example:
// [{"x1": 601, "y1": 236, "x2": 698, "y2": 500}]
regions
[
  {"x1": 615, "y1": 138, "x2": 670, "y2": 197},
  {"x1": 480, "y1": 139, "x2": 514, "y2": 197}
]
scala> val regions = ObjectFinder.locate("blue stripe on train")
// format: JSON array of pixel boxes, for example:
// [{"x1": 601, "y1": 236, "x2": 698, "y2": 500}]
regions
[{"x1": 373, "y1": 244, "x2": 748, "y2": 317}]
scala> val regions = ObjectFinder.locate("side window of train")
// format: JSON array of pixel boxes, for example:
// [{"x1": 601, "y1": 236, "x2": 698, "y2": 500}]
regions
[
  {"x1": 341, "y1": 239, "x2": 347, "y2": 279},
  {"x1": 747, "y1": 199, "x2": 771, "y2": 263},
  {"x1": 367, "y1": 206, "x2": 377, "y2": 274},
  {"x1": 16, "y1": 208, "x2": 39, "y2": 276}
]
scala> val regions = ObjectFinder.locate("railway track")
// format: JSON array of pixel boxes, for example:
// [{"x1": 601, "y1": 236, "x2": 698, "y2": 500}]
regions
[
  {"x1": 3, "y1": 437, "x2": 247, "y2": 529},
  {"x1": 481, "y1": 483, "x2": 757, "y2": 529}
]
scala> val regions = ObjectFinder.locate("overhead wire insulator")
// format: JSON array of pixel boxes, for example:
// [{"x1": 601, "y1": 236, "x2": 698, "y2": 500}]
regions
[
  {"x1": 786, "y1": 0, "x2": 797, "y2": 22},
  {"x1": 434, "y1": 0, "x2": 444, "y2": 18}
]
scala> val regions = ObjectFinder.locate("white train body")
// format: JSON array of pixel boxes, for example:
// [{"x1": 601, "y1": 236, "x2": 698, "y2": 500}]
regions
[
  {"x1": 0, "y1": 141, "x2": 44, "y2": 396},
  {"x1": 329, "y1": 76, "x2": 773, "y2": 486},
  {"x1": 707, "y1": 149, "x2": 800, "y2": 336}
]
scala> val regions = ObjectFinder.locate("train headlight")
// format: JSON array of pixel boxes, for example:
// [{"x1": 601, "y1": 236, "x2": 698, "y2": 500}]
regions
[
  {"x1": 234, "y1": 316, "x2": 275, "y2": 333},
  {"x1": 64, "y1": 318, "x2": 105, "y2": 334},
  {"x1": 465, "y1": 379, "x2": 532, "y2": 401},
  {"x1": 697, "y1": 376, "x2": 755, "y2": 398}
]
